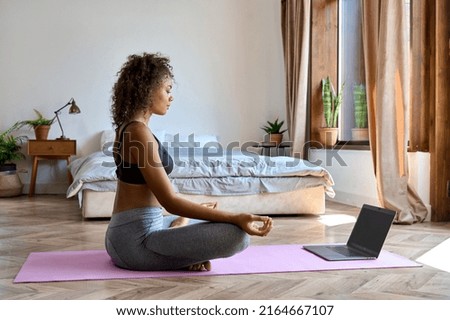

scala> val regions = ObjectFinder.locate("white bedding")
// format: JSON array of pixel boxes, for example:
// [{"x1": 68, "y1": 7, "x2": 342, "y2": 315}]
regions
[{"x1": 67, "y1": 148, "x2": 335, "y2": 205}]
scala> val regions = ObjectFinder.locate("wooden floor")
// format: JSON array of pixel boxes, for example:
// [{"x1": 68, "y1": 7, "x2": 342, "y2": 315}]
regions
[{"x1": 0, "y1": 195, "x2": 449, "y2": 300}]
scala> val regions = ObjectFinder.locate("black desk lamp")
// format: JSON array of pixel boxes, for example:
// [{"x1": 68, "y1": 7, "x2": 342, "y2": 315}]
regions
[{"x1": 53, "y1": 98, "x2": 81, "y2": 140}]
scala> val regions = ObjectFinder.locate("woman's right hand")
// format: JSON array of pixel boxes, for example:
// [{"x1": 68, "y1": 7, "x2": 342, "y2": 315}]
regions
[{"x1": 235, "y1": 213, "x2": 273, "y2": 237}]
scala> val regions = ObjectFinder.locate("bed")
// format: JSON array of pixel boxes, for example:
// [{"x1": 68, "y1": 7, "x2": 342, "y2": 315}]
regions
[{"x1": 67, "y1": 131, "x2": 335, "y2": 218}]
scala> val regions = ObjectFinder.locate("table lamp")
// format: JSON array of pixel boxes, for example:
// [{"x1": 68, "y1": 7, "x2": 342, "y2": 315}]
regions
[{"x1": 53, "y1": 98, "x2": 81, "y2": 140}]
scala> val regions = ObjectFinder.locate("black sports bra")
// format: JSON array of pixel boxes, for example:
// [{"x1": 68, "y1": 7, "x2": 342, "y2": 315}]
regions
[{"x1": 114, "y1": 122, "x2": 173, "y2": 185}]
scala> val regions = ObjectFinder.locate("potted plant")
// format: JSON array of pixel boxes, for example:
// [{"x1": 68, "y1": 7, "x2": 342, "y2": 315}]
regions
[
  {"x1": 318, "y1": 76, "x2": 344, "y2": 147},
  {"x1": 22, "y1": 109, "x2": 54, "y2": 140},
  {"x1": 352, "y1": 84, "x2": 369, "y2": 141},
  {"x1": 261, "y1": 118, "x2": 287, "y2": 145},
  {"x1": 0, "y1": 122, "x2": 27, "y2": 197}
]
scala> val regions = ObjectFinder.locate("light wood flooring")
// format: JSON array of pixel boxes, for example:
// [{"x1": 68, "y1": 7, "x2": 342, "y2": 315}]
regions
[{"x1": 0, "y1": 195, "x2": 449, "y2": 300}]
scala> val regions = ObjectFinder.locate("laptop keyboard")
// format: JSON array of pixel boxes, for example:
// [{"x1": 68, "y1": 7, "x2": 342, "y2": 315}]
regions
[{"x1": 327, "y1": 246, "x2": 362, "y2": 257}]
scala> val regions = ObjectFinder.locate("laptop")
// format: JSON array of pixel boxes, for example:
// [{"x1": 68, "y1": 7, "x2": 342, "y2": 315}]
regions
[{"x1": 303, "y1": 204, "x2": 396, "y2": 261}]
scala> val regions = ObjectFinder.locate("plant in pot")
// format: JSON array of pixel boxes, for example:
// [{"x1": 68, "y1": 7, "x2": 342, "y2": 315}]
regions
[
  {"x1": 22, "y1": 109, "x2": 54, "y2": 140},
  {"x1": 319, "y1": 76, "x2": 344, "y2": 147},
  {"x1": 0, "y1": 122, "x2": 28, "y2": 197},
  {"x1": 352, "y1": 84, "x2": 369, "y2": 141},
  {"x1": 261, "y1": 118, "x2": 287, "y2": 145}
]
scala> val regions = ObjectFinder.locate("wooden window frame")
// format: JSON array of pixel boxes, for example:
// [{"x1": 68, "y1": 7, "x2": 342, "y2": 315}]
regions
[{"x1": 310, "y1": 0, "x2": 450, "y2": 221}]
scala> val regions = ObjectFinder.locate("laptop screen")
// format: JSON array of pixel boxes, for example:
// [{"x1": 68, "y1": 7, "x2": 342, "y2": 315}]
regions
[{"x1": 347, "y1": 204, "x2": 396, "y2": 257}]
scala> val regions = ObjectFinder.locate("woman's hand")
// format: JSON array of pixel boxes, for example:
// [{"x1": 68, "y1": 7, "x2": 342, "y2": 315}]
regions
[{"x1": 236, "y1": 214, "x2": 273, "y2": 237}]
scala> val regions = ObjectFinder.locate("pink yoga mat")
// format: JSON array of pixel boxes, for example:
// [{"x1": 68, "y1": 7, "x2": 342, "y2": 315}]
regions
[{"x1": 13, "y1": 244, "x2": 421, "y2": 283}]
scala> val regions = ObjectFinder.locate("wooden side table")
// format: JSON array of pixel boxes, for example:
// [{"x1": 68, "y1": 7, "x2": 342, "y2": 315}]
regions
[
  {"x1": 27, "y1": 139, "x2": 76, "y2": 196},
  {"x1": 252, "y1": 141, "x2": 292, "y2": 157}
]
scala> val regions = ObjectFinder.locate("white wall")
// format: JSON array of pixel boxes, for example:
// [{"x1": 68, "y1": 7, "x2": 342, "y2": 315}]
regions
[
  {"x1": 309, "y1": 149, "x2": 379, "y2": 206},
  {"x1": 0, "y1": 0, "x2": 285, "y2": 193},
  {"x1": 309, "y1": 149, "x2": 431, "y2": 219}
]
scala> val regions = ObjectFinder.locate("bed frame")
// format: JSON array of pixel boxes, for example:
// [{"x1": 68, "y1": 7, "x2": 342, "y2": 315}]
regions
[{"x1": 80, "y1": 186, "x2": 326, "y2": 218}]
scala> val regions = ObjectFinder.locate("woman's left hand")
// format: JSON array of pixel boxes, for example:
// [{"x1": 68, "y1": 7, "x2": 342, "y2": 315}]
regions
[{"x1": 236, "y1": 213, "x2": 273, "y2": 236}]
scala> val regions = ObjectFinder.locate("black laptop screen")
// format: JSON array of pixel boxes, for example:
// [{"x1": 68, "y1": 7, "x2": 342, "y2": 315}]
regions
[{"x1": 347, "y1": 204, "x2": 396, "y2": 257}]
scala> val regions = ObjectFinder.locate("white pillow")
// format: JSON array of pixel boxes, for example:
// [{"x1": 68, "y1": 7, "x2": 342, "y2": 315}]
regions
[
  {"x1": 100, "y1": 130, "x2": 115, "y2": 149},
  {"x1": 165, "y1": 133, "x2": 219, "y2": 148}
]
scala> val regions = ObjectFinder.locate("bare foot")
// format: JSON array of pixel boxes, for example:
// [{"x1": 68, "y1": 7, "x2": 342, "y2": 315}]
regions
[
  {"x1": 169, "y1": 202, "x2": 217, "y2": 228},
  {"x1": 170, "y1": 217, "x2": 189, "y2": 228},
  {"x1": 187, "y1": 261, "x2": 212, "y2": 271}
]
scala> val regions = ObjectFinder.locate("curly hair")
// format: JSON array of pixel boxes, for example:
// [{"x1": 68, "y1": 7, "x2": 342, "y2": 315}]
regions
[{"x1": 111, "y1": 52, "x2": 174, "y2": 127}]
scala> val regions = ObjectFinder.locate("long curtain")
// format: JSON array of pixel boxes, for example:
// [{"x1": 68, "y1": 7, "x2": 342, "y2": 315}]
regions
[
  {"x1": 281, "y1": 0, "x2": 311, "y2": 157},
  {"x1": 410, "y1": 0, "x2": 450, "y2": 222},
  {"x1": 361, "y1": 0, "x2": 428, "y2": 224}
]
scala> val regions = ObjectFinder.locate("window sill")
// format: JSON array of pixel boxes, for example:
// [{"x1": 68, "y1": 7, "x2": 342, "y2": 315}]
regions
[{"x1": 320, "y1": 141, "x2": 370, "y2": 151}]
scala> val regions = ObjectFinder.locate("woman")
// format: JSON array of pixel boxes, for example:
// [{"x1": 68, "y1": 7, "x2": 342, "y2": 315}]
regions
[{"x1": 105, "y1": 52, "x2": 273, "y2": 271}]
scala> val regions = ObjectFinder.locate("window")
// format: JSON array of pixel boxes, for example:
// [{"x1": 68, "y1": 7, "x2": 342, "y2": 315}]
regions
[
  {"x1": 337, "y1": 0, "x2": 411, "y2": 144},
  {"x1": 338, "y1": 0, "x2": 366, "y2": 142}
]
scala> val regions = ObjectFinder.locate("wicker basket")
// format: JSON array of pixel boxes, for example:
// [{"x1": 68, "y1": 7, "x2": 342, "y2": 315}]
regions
[{"x1": 0, "y1": 171, "x2": 23, "y2": 197}]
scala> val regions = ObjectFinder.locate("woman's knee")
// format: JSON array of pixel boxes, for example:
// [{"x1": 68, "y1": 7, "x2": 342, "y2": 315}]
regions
[{"x1": 224, "y1": 224, "x2": 250, "y2": 252}]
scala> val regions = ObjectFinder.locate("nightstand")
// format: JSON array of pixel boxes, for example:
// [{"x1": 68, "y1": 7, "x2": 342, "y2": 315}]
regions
[
  {"x1": 27, "y1": 139, "x2": 76, "y2": 196},
  {"x1": 252, "y1": 141, "x2": 292, "y2": 156}
]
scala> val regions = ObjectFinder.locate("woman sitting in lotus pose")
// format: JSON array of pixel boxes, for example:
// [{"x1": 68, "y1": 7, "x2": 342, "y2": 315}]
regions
[{"x1": 105, "y1": 52, "x2": 273, "y2": 271}]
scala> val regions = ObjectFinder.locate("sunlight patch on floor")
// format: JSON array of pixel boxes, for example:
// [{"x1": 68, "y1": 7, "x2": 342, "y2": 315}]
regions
[
  {"x1": 416, "y1": 238, "x2": 450, "y2": 273},
  {"x1": 318, "y1": 214, "x2": 356, "y2": 227}
]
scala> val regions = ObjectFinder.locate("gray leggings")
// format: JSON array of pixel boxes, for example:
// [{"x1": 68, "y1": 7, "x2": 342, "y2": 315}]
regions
[{"x1": 105, "y1": 207, "x2": 250, "y2": 271}]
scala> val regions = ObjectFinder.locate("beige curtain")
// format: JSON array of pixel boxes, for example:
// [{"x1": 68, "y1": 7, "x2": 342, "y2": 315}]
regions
[
  {"x1": 361, "y1": 0, "x2": 428, "y2": 224},
  {"x1": 281, "y1": 0, "x2": 311, "y2": 157}
]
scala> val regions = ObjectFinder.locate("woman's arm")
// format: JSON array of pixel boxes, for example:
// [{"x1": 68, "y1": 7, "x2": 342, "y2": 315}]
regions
[{"x1": 126, "y1": 122, "x2": 272, "y2": 236}]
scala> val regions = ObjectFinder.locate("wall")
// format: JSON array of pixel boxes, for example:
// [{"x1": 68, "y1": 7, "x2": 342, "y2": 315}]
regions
[
  {"x1": 0, "y1": 0, "x2": 285, "y2": 193},
  {"x1": 309, "y1": 149, "x2": 431, "y2": 220}
]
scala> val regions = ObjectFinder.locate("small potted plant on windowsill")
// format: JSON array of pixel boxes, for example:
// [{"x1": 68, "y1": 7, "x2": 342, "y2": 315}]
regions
[
  {"x1": 22, "y1": 109, "x2": 54, "y2": 140},
  {"x1": 352, "y1": 84, "x2": 369, "y2": 141},
  {"x1": 318, "y1": 76, "x2": 344, "y2": 147},
  {"x1": 0, "y1": 122, "x2": 27, "y2": 197},
  {"x1": 261, "y1": 118, "x2": 287, "y2": 145}
]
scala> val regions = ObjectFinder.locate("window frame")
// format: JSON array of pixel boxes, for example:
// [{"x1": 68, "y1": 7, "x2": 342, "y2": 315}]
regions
[{"x1": 337, "y1": 0, "x2": 369, "y2": 147}]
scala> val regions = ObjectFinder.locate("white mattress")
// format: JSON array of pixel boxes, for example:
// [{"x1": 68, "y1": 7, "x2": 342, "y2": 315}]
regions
[
  {"x1": 67, "y1": 150, "x2": 334, "y2": 197},
  {"x1": 81, "y1": 186, "x2": 325, "y2": 218},
  {"x1": 68, "y1": 146, "x2": 335, "y2": 218}
]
